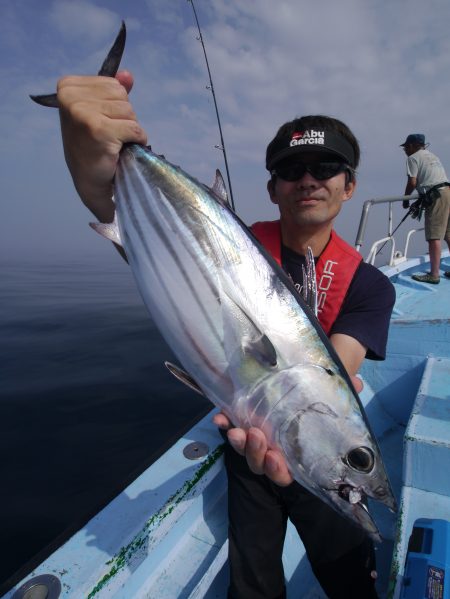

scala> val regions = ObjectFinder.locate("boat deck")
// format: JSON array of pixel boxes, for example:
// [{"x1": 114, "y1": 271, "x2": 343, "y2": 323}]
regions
[{"x1": 390, "y1": 256, "x2": 450, "y2": 321}]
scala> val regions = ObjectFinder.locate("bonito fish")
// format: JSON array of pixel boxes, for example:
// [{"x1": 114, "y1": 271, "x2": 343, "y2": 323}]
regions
[{"x1": 31, "y1": 22, "x2": 396, "y2": 541}]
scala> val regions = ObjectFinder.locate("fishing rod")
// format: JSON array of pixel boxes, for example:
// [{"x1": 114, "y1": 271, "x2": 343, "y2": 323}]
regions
[{"x1": 187, "y1": 0, "x2": 236, "y2": 211}]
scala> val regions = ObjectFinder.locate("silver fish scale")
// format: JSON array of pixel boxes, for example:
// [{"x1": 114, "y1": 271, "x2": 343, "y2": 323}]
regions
[{"x1": 132, "y1": 148, "x2": 242, "y2": 270}]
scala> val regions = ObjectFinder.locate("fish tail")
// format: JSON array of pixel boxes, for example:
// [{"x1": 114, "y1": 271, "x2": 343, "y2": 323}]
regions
[{"x1": 30, "y1": 21, "x2": 127, "y2": 108}]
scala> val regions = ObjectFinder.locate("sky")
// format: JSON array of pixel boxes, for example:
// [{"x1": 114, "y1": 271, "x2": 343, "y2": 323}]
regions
[{"x1": 2, "y1": 0, "x2": 450, "y2": 264}]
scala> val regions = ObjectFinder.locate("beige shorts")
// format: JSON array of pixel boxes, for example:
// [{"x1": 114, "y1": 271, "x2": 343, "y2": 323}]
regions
[{"x1": 425, "y1": 186, "x2": 450, "y2": 241}]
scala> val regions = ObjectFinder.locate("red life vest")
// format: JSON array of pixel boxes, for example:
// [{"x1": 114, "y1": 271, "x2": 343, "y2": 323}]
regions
[{"x1": 250, "y1": 220, "x2": 362, "y2": 335}]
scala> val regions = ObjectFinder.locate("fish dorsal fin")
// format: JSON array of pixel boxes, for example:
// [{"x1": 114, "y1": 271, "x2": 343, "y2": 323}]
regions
[
  {"x1": 211, "y1": 170, "x2": 230, "y2": 207},
  {"x1": 30, "y1": 21, "x2": 126, "y2": 108},
  {"x1": 89, "y1": 210, "x2": 123, "y2": 246},
  {"x1": 165, "y1": 361, "x2": 205, "y2": 396},
  {"x1": 301, "y1": 246, "x2": 318, "y2": 316}
]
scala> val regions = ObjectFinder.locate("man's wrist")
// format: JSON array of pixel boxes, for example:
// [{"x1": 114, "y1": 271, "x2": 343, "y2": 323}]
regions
[{"x1": 76, "y1": 183, "x2": 115, "y2": 223}]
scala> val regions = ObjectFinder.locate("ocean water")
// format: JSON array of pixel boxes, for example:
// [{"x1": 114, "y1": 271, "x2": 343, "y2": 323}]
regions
[{"x1": 0, "y1": 259, "x2": 211, "y2": 592}]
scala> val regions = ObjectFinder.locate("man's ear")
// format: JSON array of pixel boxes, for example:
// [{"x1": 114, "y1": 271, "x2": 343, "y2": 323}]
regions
[
  {"x1": 267, "y1": 178, "x2": 278, "y2": 204},
  {"x1": 343, "y1": 179, "x2": 356, "y2": 202}
]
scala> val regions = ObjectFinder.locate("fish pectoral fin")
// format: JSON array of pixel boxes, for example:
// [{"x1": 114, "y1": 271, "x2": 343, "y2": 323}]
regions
[
  {"x1": 89, "y1": 211, "x2": 123, "y2": 246},
  {"x1": 165, "y1": 362, "x2": 205, "y2": 396},
  {"x1": 301, "y1": 246, "x2": 318, "y2": 316},
  {"x1": 211, "y1": 170, "x2": 230, "y2": 207},
  {"x1": 243, "y1": 334, "x2": 277, "y2": 367},
  {"x1": 219, "y1": 284, "x2": 278, "y2": 367},
  {"x1": 30, "y1": 21, "x2": 126, "y2": 108}
]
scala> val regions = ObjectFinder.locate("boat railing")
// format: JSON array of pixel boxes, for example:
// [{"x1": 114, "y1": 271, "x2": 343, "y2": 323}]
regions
[{"x1": 355, "y1": 194, "x2": 425, "y2": 266}]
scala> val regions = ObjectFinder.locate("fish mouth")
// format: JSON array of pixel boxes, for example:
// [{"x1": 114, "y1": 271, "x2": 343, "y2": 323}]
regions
[
  {"x1": 338, "y1": 483, "x2": 365, "y2": 505},
  {"x1": 333, "y1": 484, "x2": 382, "y2": 542}
]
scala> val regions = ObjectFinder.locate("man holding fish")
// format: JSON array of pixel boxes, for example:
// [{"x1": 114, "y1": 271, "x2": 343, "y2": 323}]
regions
[{"x1": 55, "y1": 68, "x2": 395, "y2": 599}]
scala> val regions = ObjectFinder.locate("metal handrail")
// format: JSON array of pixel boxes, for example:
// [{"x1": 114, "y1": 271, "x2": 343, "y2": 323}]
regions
[{"x1": 354, "y1": 194, "x2": 424, "y2": 265}]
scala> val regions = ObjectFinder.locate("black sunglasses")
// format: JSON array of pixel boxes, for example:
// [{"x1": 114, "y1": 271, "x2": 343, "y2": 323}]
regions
[{"x1": 271, "y1": 161, "x2": 351, "y2": 182}]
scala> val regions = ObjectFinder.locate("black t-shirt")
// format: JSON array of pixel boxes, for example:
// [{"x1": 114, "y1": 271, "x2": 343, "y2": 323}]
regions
[{"x1": 281, "y1": 245, "x2": 396, "y2": 360}]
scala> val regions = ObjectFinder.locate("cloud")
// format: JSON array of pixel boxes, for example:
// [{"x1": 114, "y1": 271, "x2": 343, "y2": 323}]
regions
[
  {"x1": 49, "y1": 0, "x2": 120, "y2": 43},
  {"x1": 144, "y1": 0, "x2": 185, "y2": 28}
]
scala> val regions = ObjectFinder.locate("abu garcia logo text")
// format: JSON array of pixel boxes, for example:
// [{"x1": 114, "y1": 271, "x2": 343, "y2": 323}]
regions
[{"x1": 290, "y1": 130, "x2": 325, "y2": 147}]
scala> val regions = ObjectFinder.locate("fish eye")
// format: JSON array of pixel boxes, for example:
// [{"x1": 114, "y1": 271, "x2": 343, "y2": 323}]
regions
[{"x1": 344, "y1": 447, "x2": 374, "y2": 473}]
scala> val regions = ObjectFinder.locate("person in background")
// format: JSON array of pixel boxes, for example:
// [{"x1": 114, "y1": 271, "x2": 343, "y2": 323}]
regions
[
  {"x1": 56, "y1": 71, "x2": 395, "y2": 598},
  {"x1": 401, "y1": 133, "x2": 450, "y2": 283}
]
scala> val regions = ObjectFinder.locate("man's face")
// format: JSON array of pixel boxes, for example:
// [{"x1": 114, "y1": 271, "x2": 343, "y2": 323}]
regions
[
  {"x1": 402, "y1": 143, "x2": 420, "y2": 156},
  {"x1": 268, "y1": 153, "x2": 356, "y2": 229}
]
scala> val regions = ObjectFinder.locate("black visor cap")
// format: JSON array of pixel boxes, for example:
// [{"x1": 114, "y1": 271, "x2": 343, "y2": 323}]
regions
[{"x1": 266, "y1": 129, "x2": 356, "y2": 171}]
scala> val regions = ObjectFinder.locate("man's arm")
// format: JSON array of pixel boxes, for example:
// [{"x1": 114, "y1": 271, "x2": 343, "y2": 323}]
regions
[
  {"x1": 329, "y1": 332, "x2": 366, "y2": 376},
  {"x1": 57, "y1": 71, "x2": 147, "y2": 222},
  {"x1": 214, "y1": 334, "x2": 367, "y2": 486},
  {"x1": 404, "y1": 175, "x2": 417, "y2": 196}
]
